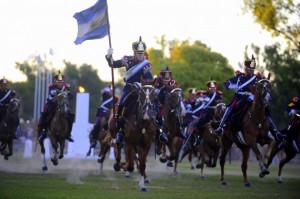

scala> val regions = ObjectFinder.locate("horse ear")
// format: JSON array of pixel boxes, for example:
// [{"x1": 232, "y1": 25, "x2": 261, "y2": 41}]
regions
[{"x1": 267, "y1": 73, "x2": 271, "y2": 80}]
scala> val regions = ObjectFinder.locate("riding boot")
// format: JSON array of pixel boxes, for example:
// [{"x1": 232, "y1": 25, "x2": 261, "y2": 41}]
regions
[
  {"x1": 90, "y1": 124, "x2": 101, "y2": 148},
  {"x1": 38, "y1": 112, "x2": 48, "y2": 142},
  {"x1": 215, "y1": 107, "x2": 232, "y2": 136},
  {"x1": 267, "y1": 116, "x2": 286, "y2": 141},
  {"x1": 155, "y1": 117, "x2": 168, "y2": 143},
  {"x1": 66, "y1": 113, "x2": 75, "y2": 142},
  {"x1": 115, "y1": 104, "x2": 125, "y2": 143}
]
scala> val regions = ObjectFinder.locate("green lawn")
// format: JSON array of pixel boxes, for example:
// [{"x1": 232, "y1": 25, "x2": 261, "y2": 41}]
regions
[{"x1": 0, "y1": 152, "x2": 299, "y2": 199}]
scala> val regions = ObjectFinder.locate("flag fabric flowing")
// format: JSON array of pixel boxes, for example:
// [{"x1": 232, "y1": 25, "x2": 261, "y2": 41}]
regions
[{"x1": 73, "y1": 0, "x2": 109, "y2": 45}]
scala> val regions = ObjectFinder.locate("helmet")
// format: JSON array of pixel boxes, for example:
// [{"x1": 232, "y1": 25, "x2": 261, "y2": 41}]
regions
[
  {"x1": 0, "y1": 76, "x2": 9, "y2": 84},
  {"x1": 54, "y1": 70, "x2": 65, "y2": 83},
  {"x1": 101, "y1": 85, "x2": 111, "y2": 94},
  {"x1": 206, "y1": 78, "x2": 217, "y2": 89},
  {"x1": 244, "y1": 55, "x2": 256, "y2": 69},
  {"x1": 132, "y1": 36, "x2": 146, "y2": 52},
  {"x1": 160, "y1": 67, "x2": 172, "y2": 81},
  {"x1": 188, "y1": 88, "x2": 196, "y2": 94}
]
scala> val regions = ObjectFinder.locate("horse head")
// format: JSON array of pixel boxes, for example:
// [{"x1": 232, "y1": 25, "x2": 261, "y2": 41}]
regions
[
  {"x1": 54, "y1": 91, "x2": 70, "y2": 113},
  {"x1": 214, "y1": 102, "x2": 226, "y2": 121},
  {"x1": 166, "y1": 85, "x2": 183, "y2": 115},
  {"x1": 8, "y1": 98, "x2": 20, "y2": 115},
  {"x1": 255, "y1": 78, "x2": 272, "y2": 107},
  {"x1": 138, "y1": 78, "x2": 155, "y2": 120}
]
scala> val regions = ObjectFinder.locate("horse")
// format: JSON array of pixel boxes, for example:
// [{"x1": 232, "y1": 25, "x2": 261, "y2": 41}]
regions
[
  {"x1": 219, "y1": 77, "x2": 276, "y2": 186},
  {"x1": 119, "y1": 78, "x2": 156, "y2": 192},
  {"x1": 196, "y1": 102, "x2": 225, "y2": 178},
  {"x1": 157, "y1": 85, "x2": 185, "y2": 163},
  {"x1": 0, "y1": 98, "x2": 20, "y2": 160},
  {"x1": 266, "y1": 113, "x2": 300, "y2": 183},
  {"x1": 39, "y1": 91, "x2": 72, "y2": 170}
]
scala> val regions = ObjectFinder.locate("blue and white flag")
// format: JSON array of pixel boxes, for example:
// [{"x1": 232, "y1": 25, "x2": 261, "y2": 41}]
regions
[{"x1": 73, "y1": 0, "x2": 108, "y2": 45}]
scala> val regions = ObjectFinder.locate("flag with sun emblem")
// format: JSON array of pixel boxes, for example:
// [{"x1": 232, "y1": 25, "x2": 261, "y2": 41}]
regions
[{"x1": 73, "y1": 0, "x2": 108, "y2": 45}]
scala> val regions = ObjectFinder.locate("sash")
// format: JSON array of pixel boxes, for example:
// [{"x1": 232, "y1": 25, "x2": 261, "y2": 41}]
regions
[
  {"x1": 203, "y1": 92, "x2": 216, "y2": 109},
  {"x1": 125, "y1": 60, "x2": 149, "y2": 81},
  {"x1": 0, "y1": 90, "x2": 11, "y2": 103},
  {"x1": 236, "y1": 76, "x2": 256, "y2": 92},
  {"x1": 100, "y1": 97, "x2": 113, "y2": 111}
]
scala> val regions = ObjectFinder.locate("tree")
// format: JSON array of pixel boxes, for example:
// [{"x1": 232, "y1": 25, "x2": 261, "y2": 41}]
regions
[{"x1": 243, "y1": 0, "x2": 300, "y2": 52}]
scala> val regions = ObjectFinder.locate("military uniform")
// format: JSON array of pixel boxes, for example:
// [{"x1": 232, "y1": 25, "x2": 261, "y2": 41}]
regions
[
  {"x1": 38, "y1": 71, "x2": 74, "y2": 142},
  {"x1": 285, "y1": 97, "x2": 300, "y2": 138},
  {"x1": 105, "y1": 36, "x2": 153, "y2": 143}
]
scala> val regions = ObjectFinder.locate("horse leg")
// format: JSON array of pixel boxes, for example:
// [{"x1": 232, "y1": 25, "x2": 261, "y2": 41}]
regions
[
  {"x1": 250, "y1": 143, "x2": 269, "y2": 178},
  {"x1": 277, "y1": 152, "x2": 296, "y2": 183},
  {"x1": 262, "y1": 140, "x2": 276, "y2": 169},
  {"x1": 113, "y1": 143, "x2": 122, "y2": 171},
  {"x1": 58, "y1": 141, "x2": 64, "y2": 159},
  {"x1": 39, "y1": 140, "x2": 48, "y2": 172},
  {"x1": 138, "y1": 146, "x2": 151, "y2": 192},
  {"x1": 211, "y1": 147, "x2": 220, "y2": 168},
  {"x1": 159, "y1": 144, "x2": 167, "y2": 163},
  {"x1": 241, "y1": 147, "x2": 251, "y2": 187},
  {"x1": 199, "y1": 145, "x2": 205, "y2": 178},
  {"x1": 219, "y1": 136, "x2": 232, "y2": 185},
  {"x1": 50, "y1": 138, "x2": 59, "y2": 166}
]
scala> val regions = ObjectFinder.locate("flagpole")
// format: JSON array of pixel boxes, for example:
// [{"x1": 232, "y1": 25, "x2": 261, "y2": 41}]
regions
[{"x1": 105, "y1": 0, "x2": 117, "y2": 129}]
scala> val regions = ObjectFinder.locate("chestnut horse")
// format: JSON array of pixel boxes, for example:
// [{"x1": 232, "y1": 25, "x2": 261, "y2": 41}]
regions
[
  {"x1": 158, "y1": 85, "x2": 185, "y2": 165},
  {"x1": 39, "y1": 91, "x2": 72, "y2": 170},
  {"x1": 0, "y1": 98, "x2": 20, "y2": 160},
  {"x1": 219, "y1": 77, "x2": 276, "y2": 186},
  {"x1": 119, "y1": 79, "x2": 156, "y2": 192},
  {"x1": 266, "y1": 113, "x2": 300, "y2": 183}
]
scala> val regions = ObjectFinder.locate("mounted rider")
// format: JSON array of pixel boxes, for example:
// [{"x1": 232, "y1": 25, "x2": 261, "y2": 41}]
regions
[
  {"x1": 37, "y1": 71, "x2": 75, "y2": 142},
  {"x1": 89, "y1": 85, "x2": 118, "y2": 148},
  {"x1": 184, "y1": 88, "x2": 197, "y2": 131},
  {"x1": 154, "y1": 67, "x2": 187, "y2": 141},
  {"x1": 215, "y1": 55, "x2": 285, "y2": 141},
  {"x1": 105, "y1": 36, "x2": 153, "y2": 144},
  {"x1": 193, "y1": 79, "x2": 223, "y2": 145},
  {"x1": 0, "y1": 77, "x2": 18, "y2": 139}
]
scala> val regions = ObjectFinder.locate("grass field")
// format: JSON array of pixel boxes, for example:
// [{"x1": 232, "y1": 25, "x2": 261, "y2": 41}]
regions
[{"x1": 0, "y1": 152, "x2": 300, "y2": 199}]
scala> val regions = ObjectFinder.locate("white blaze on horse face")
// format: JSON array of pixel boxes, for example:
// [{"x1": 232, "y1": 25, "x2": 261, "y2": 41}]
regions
[{"x1": 143, "y1": 88, "x2": 150, "y2": 120}]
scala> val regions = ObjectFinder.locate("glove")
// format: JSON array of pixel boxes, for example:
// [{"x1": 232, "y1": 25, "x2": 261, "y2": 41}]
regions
[
  {"x1": 50, "y1": 90, "x2": 56, "y2": 95},
  {"x1": 289, "y1": 109, "x2": 295, "y2": 116},
  {"x1": 228, "y1": 84, "x2": 239, "y2": 91},
  {"x1": 106, "y1": 48, "x2": 113, "y2": 58}
]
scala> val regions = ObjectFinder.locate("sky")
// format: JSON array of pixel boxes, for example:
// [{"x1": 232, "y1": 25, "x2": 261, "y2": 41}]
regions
[{"x1": 0, "y1": 0, "x2": 283, "y2": 82}]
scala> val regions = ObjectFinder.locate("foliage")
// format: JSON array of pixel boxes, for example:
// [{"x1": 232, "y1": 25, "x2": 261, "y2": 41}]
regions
[{"x1": 243, "y1": 0, "x2": 300, "y2": 52}]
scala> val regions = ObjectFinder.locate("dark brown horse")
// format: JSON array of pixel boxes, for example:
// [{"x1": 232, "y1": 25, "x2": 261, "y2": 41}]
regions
[
  {"x1": 197, "y1": 102, "x2": 225, "y2": 177},
  {"x1": 0, "y1": 98, "x2": 20, "y2": 160},
  {"x1": 219, "y1": 77, "x2": 276, "y2": 186},
  {"x1": 266, "y1": 113, "x2": 300, "y2": 183},
  {"x1": 158, "y1": 85, "x2": 185, "y2": 166},
  {"x1": 119, "y1": 78, "x2": 156, "y2": 192},
  {"x1": 39, "y1": 91, "x2": 72, "y2": 170}
]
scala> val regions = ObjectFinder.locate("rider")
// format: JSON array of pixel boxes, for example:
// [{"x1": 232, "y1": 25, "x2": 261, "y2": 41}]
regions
[
  {"x1": 193, "y1": 79, "x2": 223, "y2": 146},
  {"x1": 282, "y1": 96, "x2": 300, "y2": 140},
  {"x1": 184, "y1": 88, "x2": 197, "y2": 131},
  {"x1": 37, "y1": 71, "x2": 74, "y2": 142},
  {"x1": 89, "y1": 85, "x2": 118, "y2": 148},
  {"x1": 154, "y1": 67, "x2": 187, "y2": 141},
  {"x1": 0, "y1": 77, "x2": 18, "y2": 139},
  {"x1": 105, "y1": 36, "x2": 153, "y2": 144},
  {"x1": 214, "y1": 55, "x2": 285, "y2": 141}
]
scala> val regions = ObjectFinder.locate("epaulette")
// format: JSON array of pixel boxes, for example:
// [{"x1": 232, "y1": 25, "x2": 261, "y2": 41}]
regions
[
  {"x1": 121, "y1": 55, "x2": 134, "y2": 62},
  {"x1": 292, "y1": 97, "x2": 299, "y2": 103},
  {"x1": 255, "y1": 72, "x2": 263, "y2": 78},
  {"x1": 235, "y1": 70, "x2": 244, "y2": 75}
]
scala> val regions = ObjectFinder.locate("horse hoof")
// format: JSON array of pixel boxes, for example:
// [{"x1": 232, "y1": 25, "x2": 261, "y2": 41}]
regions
[
  {"x1": 58, "y1": 155, "x2": 63, "y2": 159},
  {"x1": 144, "y1": 179, "x2": 150, "y2": 183},
  {"x1": 174, "y1": 171, "x2": 179, "y2": 176},
  {"x1": 196, "y1": 164, "x2": 201, "y2": 169},
  {"x1": 244, "y1": 182, "x2": 252, "y2": 187},
  {"x1": 97, "y1": 158, "x2": 103, "y2": 164},
  {"x1": 261, "y1": 168, "x2": 270, "y2": 176},
  {"x1": 140, "y1": 187, "x2": 148, "y2": 192},
  {"x1": 159, "y1": 157, "x2": 167, "y2": 163},
  {"x1": 4, "y1": 155, "x2": 8, "y2": 160},
  {"x1": 220, "y1": 180, "x2": 228, "y2": 186},
  {"x1": 113, "y1": 163, "x2": 121, "y2": 172},
  {"x1": 125, "y1": 171, "x2": 130, "y2": 178},
  {"x1": 42, "y1": 166, "x2": 48, "y2": 171},
  {"x1": 277, "y1": 176, "x2": 283, "y2": 184},
  {"x1": 200, "y1": 175, "x2": 205, "y2": 179},
  {"x1": 166, "y1": 161, "x2": 173, "y2": 167}
]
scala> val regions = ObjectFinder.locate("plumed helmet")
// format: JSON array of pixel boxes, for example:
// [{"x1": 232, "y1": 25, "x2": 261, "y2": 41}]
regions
[
  {"x1": 188, "y1": 88, "x2": 196, "y2": 94},
  {"x1": 160, "y1": 67, "x2": 173, "y2": 80},
  {"x1": 244, "y1": 55, "x2": 256, "y2": 69},
  {"x1": 132, "y1": 36, "x2": 146, "y2": 52},
  {"x1": 54, "y1": 70, "x2": 65, "y2": 83},
  {"x1": 101, "y1": 85, "x2": 111, "y2": 94},
  {"x1": 0, "y1": 76, "x2": 9, "y2": 84},
  {"x1": 206, "y1": 78, "x2": 217, "y2": 89}
]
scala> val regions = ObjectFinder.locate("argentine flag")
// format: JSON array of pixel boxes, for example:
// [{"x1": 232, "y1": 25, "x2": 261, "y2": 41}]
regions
[{"x1": 73, "y1": 0, "x2": 108, "y2": 45}]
